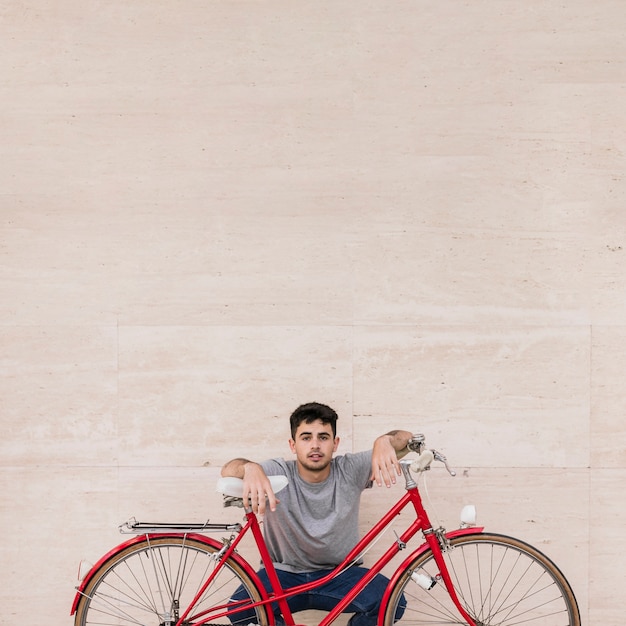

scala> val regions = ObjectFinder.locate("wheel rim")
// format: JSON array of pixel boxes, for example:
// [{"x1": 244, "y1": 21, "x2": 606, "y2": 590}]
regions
[
  {"x1": 76, "y1": 537, "x2": 267, "y2": 626},
  {"x1": 387, "y1": 534, "x2": 579, "y2": 626}
]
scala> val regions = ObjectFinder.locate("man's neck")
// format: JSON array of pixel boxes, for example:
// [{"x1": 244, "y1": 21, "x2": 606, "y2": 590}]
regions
[{"x1": 297, "y1": 462, "x2": 331, "y2": 484}]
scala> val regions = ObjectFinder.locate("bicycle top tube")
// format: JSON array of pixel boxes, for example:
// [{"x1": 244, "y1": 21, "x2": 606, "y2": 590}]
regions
[
  {"x1": 212, "y1": 485, "x2": 430, "y2": 626},
  {"x1": 220, "y1": 469, "x2": 440, "y2": 624}
]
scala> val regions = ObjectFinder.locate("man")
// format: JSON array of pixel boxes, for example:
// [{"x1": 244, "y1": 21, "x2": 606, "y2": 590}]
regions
[{"x1": 221, "y1": 402, "x2": 413, "y2": 626}]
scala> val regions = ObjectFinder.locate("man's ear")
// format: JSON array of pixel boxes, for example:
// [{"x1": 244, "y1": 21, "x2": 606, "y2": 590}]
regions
[
  {"x1": 289, "y1": 439, "x2": 296, "y2": 454},
  {"x1": 333, "y1": 436, "x2": 340, "y2": 453}
]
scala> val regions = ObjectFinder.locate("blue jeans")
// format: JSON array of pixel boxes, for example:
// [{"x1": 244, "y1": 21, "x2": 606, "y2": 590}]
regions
[{"x1": 230, "y1": 566, "x2": 406, "y2": 626}]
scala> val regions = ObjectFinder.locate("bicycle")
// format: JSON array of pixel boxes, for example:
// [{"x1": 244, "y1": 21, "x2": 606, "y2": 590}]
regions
[{"x1": 71, "y1": 435, "x2": 580, "y2": 626}]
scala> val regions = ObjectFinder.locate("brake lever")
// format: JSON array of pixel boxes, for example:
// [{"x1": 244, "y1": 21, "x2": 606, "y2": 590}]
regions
[{"x1": 432, "y1": 449, "x2": 456, "y2": 476}]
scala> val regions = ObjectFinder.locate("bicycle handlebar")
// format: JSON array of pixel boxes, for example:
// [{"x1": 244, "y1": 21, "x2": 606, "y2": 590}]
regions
[{"x1": 407, "y1": 434, "x2": 457, "y2": 476}]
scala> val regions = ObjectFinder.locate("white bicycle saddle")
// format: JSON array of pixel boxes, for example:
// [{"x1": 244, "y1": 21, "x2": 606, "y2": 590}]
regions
[{"x1": 216, "y1": 475, "x2": 289, "y2": 498}]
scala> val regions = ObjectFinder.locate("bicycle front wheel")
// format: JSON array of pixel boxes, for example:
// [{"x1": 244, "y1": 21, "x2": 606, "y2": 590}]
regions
[
  {"x1": 383, "y1": 532, "x2": 580, "y2": 626},
  {"x1": 74, "y1": 535, "x2": 270, "y2": 626}
]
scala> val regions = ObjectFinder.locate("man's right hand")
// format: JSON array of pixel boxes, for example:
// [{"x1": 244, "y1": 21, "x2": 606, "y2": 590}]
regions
[{"x1": 242, "y1": 461, "x2": 279, "y2": 515}]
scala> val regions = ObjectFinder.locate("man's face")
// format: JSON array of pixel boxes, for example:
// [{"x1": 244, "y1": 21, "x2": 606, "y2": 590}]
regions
[{"x1": 289, "y1": 418, "x2": 339, "y2": 476}]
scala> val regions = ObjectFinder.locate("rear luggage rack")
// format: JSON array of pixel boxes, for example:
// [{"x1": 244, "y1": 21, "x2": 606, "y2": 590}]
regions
[{"x1": 119, "y1": 517, "x2": 242, "y2": 534}]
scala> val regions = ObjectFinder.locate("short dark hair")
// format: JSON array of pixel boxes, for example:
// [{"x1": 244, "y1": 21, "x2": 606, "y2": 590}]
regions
[{"x1": 289, "y1": 402, "x2": 338, "y2": 439}]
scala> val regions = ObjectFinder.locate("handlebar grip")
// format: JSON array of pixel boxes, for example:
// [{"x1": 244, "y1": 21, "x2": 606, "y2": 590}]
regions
[{"x1": 410, "y1": 449, "x2": 434, "y2": 472}]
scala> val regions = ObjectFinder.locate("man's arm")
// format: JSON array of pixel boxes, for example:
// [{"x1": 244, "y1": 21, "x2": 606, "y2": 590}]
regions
[
  {"x1": 370, "y1": 429, "x2": 414, "y2": 488},
  {"x1": 221, "y1": 458, "x2": 278, "y2": 514}
]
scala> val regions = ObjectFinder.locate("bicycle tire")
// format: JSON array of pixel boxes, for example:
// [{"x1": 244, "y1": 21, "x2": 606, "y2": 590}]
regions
[
  {"x1": 74, "y1": 535, "x2": 270, "y2": 626},
  {"x1": 382, "y1": 532, "x2": 580, "y2": 626}
]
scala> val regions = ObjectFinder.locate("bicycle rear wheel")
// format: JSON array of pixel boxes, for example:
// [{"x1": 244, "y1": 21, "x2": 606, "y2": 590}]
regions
[
  {"x1": 383, "y1": 532, "x2": 580, "y2": 626},
  {"x1": 74, "y1": 535, "x2": 270, "y2": 626}
]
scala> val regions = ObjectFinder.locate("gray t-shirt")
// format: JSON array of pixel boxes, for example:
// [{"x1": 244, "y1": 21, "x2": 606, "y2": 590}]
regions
[{"x1": 260, "y1": 451, "x2": 373, "y2": 572}]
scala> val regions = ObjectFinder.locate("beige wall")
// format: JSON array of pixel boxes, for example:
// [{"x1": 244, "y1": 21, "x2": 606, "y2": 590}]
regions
[{"x1": 2, "y1": 2, "x2": 624, "y2": 624}]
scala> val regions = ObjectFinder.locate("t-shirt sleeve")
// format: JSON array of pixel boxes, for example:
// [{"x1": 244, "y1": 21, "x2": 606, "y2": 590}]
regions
[
  {"x1": 260, "y1": 458, "x2": 288, "y2": 476},
  {"x1": 336, "y1": 450, "x2": 374, "y2": 489}
]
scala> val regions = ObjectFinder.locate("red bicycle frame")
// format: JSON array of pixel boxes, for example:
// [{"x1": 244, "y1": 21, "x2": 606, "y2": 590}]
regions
[{"x1": 174, "y1": 478, "x2": 481, "y2": 626}]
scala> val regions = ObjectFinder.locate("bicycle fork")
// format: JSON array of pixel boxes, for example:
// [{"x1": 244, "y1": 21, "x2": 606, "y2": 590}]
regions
[
  {"x1": 419, "y1": 529, "x2": 476, "y2": 626},
  {"x1": 403, "y1": 480, "x2": 477, "y2": 626}
]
